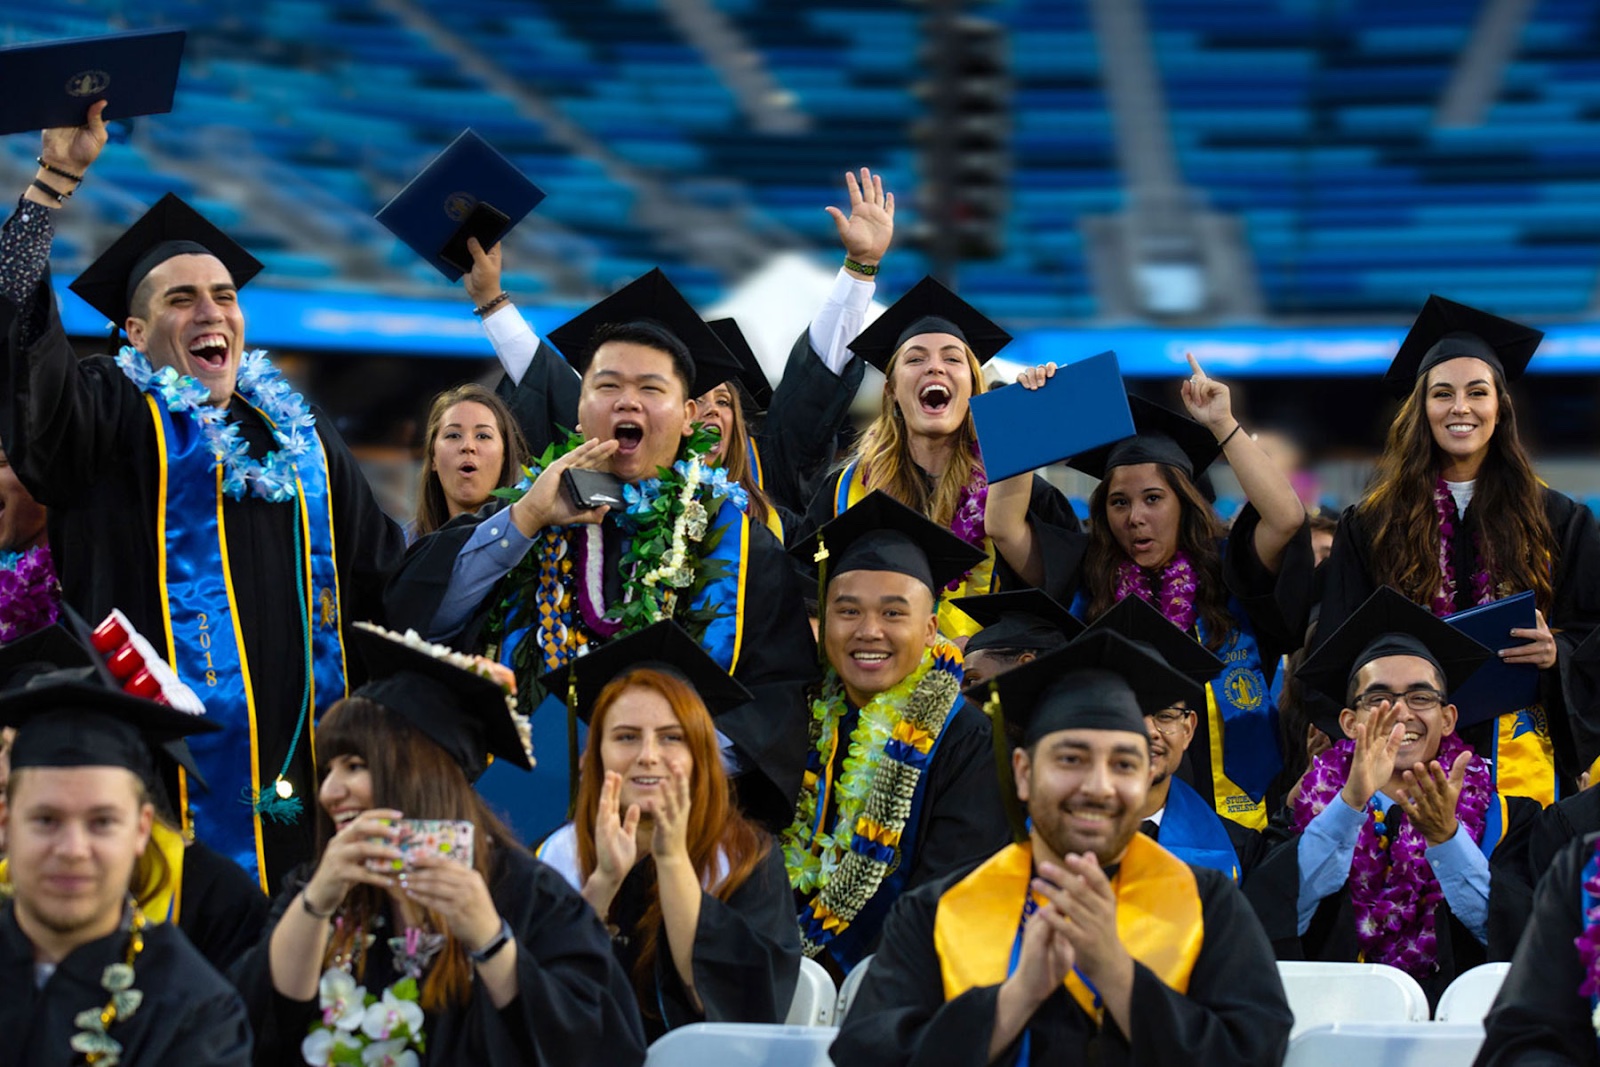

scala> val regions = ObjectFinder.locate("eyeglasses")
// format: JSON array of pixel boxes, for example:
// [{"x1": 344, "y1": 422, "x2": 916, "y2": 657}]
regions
[
  {"x1": 1145, "y1": 708, "x2": 1194, "y2": 734},
  {"x1": 1353, "y1": 690, "x2": 1444, "y2": 712}
]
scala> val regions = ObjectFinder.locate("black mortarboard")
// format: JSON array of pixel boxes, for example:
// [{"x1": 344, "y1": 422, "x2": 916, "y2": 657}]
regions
[
  {"x1": 951, "y1": 589, "x2": 1085, "y2": 655},
  {"x1": 68, "y1": 193, "x2": 264, "y2": 327},
  {"x1": 538, "y1": 620, "x2": 752, "y2": 727},
  {"x1": 789, "y1": 491, "x2": 987, "y2": 596},
  {"x1": 1295, "y1": 587, "x2": 1495, "y2": 735},
  {"x1": 1384, "y1": 295, "x2": 1542, "y2": 400},
  {"x1": 349, "y1": 623, "x2": 532, "y2": 781},
  {"x1": 545, "y1": 269, "x2": 743, "y2": 398},
  {"x1": 1082, "y1": 595, "x2": 1225, "y2": 691},
  {"x1": 1066, "y1": 395, "x2": 1221, "y2": 481},
  {"x1": 995, "y1": 630, "x2": 1203, "y2": 746},
  {"x1": 845, "y1": 275, "x2": 1012, "y2": 374},
  {"x1": 0, "y1": 677, "x2": 219, "y2": 783},
  {"x1": 706, "y1": 318, "x2": 774, "y2": 413}
]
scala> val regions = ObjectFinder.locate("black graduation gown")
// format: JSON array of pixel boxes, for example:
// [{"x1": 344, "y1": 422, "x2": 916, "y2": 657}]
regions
[
  {"x1": 494, "y1": 339, "x2": 582, "y2": 459},
  {"x1": 1474, "y1": 832, "x2": 1600, "y2": 1067},
  {"x1": 1320, "y1": 492, "x2": 1600, "y2": 778},
  {"x1": 830, "y1": 859, "x2": 1293, "y2": 1067},
  {"x1": 0, "y1": 903, "x2": 251, "y2": 1067},
  {"x1": 383, "y1": 501, "x2": 818, "y2": 831},
  {"x1": 0, "y1": 281, "x2": 406, "y2": 891},
  {"x1": 608, "y1": 844, "x2": 800, "y2": 1042},
  {"x1": 179, "y1": 840, "x2": 270, "y2": 975},
  {"x1": 231, "y1": 846, "x2": 647, "y2": 1067},
  {"x1": 1486, "y1": 784, "x2": 1600, "y2": 950},
  {"x1": 1244, "y1": 795, "x2": 1542, "y2": 1006}
]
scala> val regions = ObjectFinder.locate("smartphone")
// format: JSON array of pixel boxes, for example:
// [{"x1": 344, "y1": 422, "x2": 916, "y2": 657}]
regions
[
  {"x1": 440, "y1": 202, "x2": 512, "y2": 273},
  {"x1": 380, "y1": 819, "x2": 475, "y2": 872},
  {"x1": 563, "y1": 467, "x2": 626, "y2": 510}
]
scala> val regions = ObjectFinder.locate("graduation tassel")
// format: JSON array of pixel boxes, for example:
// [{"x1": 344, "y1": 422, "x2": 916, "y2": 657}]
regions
[
  {"x1": 984, "y1": 683, "x2": 1029, "y2": 845},
  {"x1": 244, "y1": 776, "x2": 303, "y2": 825},
  {"x1": 813, "y1": 533, "x2": 829, "y2": 669},
  {"x1": 565, "y1": 670, "x2": 581, "y2": 819}
]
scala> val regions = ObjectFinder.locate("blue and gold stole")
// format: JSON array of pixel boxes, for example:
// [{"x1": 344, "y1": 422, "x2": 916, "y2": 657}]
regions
[
  {"x1": 142, "y1": 393, "x2": 346, "y2": 890},
  {"x1": 1195, "y1": 611, "x2": 1280, "y2": 831},
  {"x1": 832, "y1": 459, "x2": 994, "y2": 639},
  {"x1": 933, "y1": 836, "x2": 1205, "y2": 1020},
  {"x1": 1158, "y1": 776, "x2": 1243, "y2": 882},
  {"x1": 746, "y1": 436, "x2": 784, "y2": 542}
]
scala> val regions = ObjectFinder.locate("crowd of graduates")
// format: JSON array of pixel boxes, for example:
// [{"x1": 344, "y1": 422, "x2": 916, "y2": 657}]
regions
[{"x1": 5, "y1": 92, "x2": 1600, "y2": 1067}]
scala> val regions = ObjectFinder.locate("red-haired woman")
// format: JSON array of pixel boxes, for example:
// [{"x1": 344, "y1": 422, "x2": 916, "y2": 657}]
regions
[
  {"x1": 232, "y1": 625, "x2": 645, "y2": 1067},
  {"x1": 537, "y1": 625, "x2": 801, "y2": 1041},
  {"x1": 1318, "y1": 296, "x2": 1600, "y2": 805}
]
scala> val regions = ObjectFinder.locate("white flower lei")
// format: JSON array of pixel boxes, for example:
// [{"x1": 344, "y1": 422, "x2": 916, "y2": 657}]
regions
[{"x1": 114, "y1": 346, "x2": 318, "y2": 503}]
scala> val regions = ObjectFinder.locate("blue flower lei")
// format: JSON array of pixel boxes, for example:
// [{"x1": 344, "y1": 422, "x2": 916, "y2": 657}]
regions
[{"x1": 114, "y1": 347, "x2": 318, "y2": 503}]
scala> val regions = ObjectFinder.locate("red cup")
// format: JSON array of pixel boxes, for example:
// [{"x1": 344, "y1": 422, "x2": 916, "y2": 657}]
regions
[
  {"x1": 91, "y1": 615, "x2": 130, "y2": 655},
  {"x1": 106, "y1": 643, "x2": 142, "y2": 681},
  {"x1": 124, "y1": 669, "x2": 161, "y2": 699}
]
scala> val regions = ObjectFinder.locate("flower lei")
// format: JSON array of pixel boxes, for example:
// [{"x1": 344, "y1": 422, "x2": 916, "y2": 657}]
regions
[
  {"x1": 1572, "y1": 837, "x2": 1600, "y2": 1034},
  {"x1": 1432, "y1": 477, "x2": 1496, "y2": 616},
  {"x1": 69, "y1": 905, "x2": 146, "y2": 1066},
  {"x1": 301, "y1": 966, "x2": 426, "y2": 1067},
  {"x1": 1291, "y1": 731, "x2": 1491, "y2": 979},
  {"x1": 0, "y1": 544, "x2": 61, "y2": 643},
  {"x1": 1113, "y1": 550, "x2": 1200, "y2": 633},
  {"x1": 782, "y1": 640, "x2": 963, "y2": 957},
  {"x1": 114, "y1": 346, "x2": 317, "y2": 503},
  {"x1": 947, "y1": 461, "x2": 988, "y2": 590}
]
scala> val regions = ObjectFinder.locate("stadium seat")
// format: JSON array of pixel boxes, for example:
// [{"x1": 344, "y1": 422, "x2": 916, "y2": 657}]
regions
[
  {"x1": 645, "y1": 1023, "x2": 836, "y2": 1067},
  {"x1": 1284, "y1": 1022, "x2": 1486, "y2": 1067},
  {"x1": 783, "y1": 957, "x2": 838, "y2": 1027},
  {"x1": 1276, "y1": 961, "x2": 1430, "y2": 1039},
  {"x1": 834, "y1": 953, "x2": 874, "y2": 1023},
  {"x1": 1433, "y1": 962, "x2": 1511, "y2": 1024}
]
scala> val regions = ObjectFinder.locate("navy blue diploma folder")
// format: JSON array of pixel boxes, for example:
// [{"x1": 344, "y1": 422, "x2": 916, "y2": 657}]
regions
[
  {"x1": 375, "y1": 129, "x2": 546, "y2": 282},
  {"x1": 0, "y1": 29, "x2": 187, "y2": 135},
  {"x1": 969, "y1": 350, "x2": 1135, "y2": 483},
  {"x1": 1444, "y1": 590, "x2": 1539, "y2": 728}
]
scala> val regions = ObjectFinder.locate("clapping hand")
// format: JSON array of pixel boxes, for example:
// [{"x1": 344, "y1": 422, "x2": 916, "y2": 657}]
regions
[
  {"x1": 1339, "y1": 701, "x2": 1404, "y2": 811},
  {"x1": 1395, "y1": 750, "x2": 1472, "y2": 847}
]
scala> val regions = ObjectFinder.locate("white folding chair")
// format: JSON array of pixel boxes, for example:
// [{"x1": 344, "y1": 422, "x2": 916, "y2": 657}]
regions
[
  {"x1": 1284, "y1": 1022, "x2": 1486, "y2": 1067},
  {"x1": 1276, "y1": 961, "x2": 1430, "y2": 1040},
  {"x1": 834, "y1": 953, "x2": 874, "y2": 1023},
  {"x1": 783, "y1": 956, "x2": 838, "y2": 1027},
  {"x1": 646, "y1": 1023, "x2": 837, "y2": 1067},
  {"x1": 1434, "y1": 961, "x2": 1511, "y2": 1024}
]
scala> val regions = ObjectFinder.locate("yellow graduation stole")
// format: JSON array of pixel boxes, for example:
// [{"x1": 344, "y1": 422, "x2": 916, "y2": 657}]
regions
[
  {"x1": 932, "y1": 836, "x2": 1204, "y2": 1019},
  {"x1": 0, "y1": 820, "x2": 186, "y2": 925},
  {"x1": 746, "y1": 438, "x2": 785, "y2": 543},
  {"x1": 837, "y1": 461, "x2": 995, "y2": 639}
]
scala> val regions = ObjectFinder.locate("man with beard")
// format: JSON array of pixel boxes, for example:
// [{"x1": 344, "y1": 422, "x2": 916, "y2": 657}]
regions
[
  {"x1": 387, "y1": 270, "x2": 815, "y2": 830},
  {"x1": 831, "y1": 628, "x2": 1292, "y2": 1067}
]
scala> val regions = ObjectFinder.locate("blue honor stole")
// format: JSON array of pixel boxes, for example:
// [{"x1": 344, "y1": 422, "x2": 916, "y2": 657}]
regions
[
  {"x1": 143, "y1": 393, "x2": 347, "y2": 890},
  {"x1": 1157, "y1": 776, "x2": 1243, "y2": 881},
  {"x1": 1195, "y1": 609, "x2": 1281, "y2": 828}
]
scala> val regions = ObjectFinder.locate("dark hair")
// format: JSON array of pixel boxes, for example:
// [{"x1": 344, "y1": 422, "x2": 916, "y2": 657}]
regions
[
  {"x1": 415, "y1": 383, "x2": 529, "y2": 538},
  {"x1": 588, "y1": 321, "x2": 694, "y2": 397},
  {"x1": 1356, "y1": 365, "x2": 1555, "y2": 615},
  {"x1": 1309, "y1": 513, "x2": 1338, "y2": 536},
  {"x1": 314, "y1": 697, "x2": 527, "y2": 1012},
  {"x1": 1083, "y1": 463, "x2": 1234, "y2": 650},
  {"x1": 1345, "y1": 657, "x2": 1446, "y2": 708}
]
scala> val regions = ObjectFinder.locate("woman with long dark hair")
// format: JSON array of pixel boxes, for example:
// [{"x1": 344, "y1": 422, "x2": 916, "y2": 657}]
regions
[
  {"x1": 537, "y1": 623, "x2": 800, "y2": 1041},
  {"x1": 988, "y1": 355, "x2": 1311, "y2": 830},
  {"x1": 410, "y1": 383, "x2": 529, "y2": 541},
  {"x1": 1318, "y1": 296, "x2": 1600, "y2": 804},
  {"x1": 231, "y1": 624, "x2": 645, "y2": 1067}
]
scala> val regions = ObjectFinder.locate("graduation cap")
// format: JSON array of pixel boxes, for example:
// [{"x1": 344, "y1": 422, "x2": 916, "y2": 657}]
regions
[
  {"x1": 706, "y1": 318, "x2": 774, "y2": 413},
  {"x1": 789, "y1": 491, "x2": 987, "y2": 598},
  {"x1": 545, "y1": 269, "x2": 743, "y2": 399},
  {"x1": 348, "y1": 623, "x2": 532, "y2": 782},
  {"x1": 538, "y1": 619, "x2": 752, "y2": 727},
  {"x1": 950, "y1": 589, "x2": 1085, "y2": 656},
  {"x1": 1066, "y1": 395, "x2": 1221, "y2": 482},
  {"x1": 1082, "y1": 595, "x2": 1225, "y2": 691},
  {"x1": 1294, "y1": 587, "x2": 1495, "y2": 736},
  {"x1": 845, "y1": 275, "x2": 1012, "y2": 374},
  {"x1": 373, "y1": 128, "x2": 547, "y2": 282},
  {"x1": 994, "y1": 629, "x2": 1204, "y2": 747},
  {"x1": 1383, "y1": 295, "x2": 1543, "y2": 400},
  {"x1": 68, "y1": 193, "x2": 264, "y2": 328}
]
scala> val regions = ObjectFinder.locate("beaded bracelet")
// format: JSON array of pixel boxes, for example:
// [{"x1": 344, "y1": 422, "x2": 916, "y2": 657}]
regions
[
  {"x1": 36, "y1": 157, "x2": 85, "y2": 184},
  {"x1": 843, "y1": 257, "x2": 879, "y2": 277},
  {"x1": 473, "y1": 291, "x2": 511, "y2": 317}
]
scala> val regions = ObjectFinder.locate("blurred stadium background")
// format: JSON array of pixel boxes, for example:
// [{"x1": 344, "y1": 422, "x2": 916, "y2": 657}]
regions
[{"x1": 12, "y1": 0, "x2": 1600, "y2": 520}]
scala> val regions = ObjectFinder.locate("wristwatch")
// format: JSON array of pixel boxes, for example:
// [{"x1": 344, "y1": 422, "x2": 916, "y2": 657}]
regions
[{"x1": 469, "y1": 917, "x2": 515, "y2": 963}]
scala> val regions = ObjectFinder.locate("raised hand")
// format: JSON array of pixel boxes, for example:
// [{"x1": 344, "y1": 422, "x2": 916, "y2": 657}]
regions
[
  {"x1": 649, "y1": 766, "x2": 693, "y2": 862},
  {"x1": 1396, "y1": 749, "x2": 1472, "y2": 847},
  {"x1": 1501, "y1": 608, "x2": 1559, "y2": 669},
  {"x1": 825, "y1": 168, "x2": 895, "y2": 271},
  {"x1": 300, "y1": 809, "x2": 405, "y2": 916},
  {"x1": 462, "y1": 236, "x2": 504, "y2": 309},
  {"x1": 509, "y1": 436, "x2": 620, "y2": 535},
  {"x1": 41, "y1": 99, "x2": 109, "y2": 175},
  {"x1": 1179, "y1": 353, "x2": 1236, "y2": 439},
  {"x1": 1015, "y1": 362, "x2": 1057, "y2": 391},
  {"x1": 1339, "y1": 700, "x2": 1404, "y2": 810},
  {"x1": 582, "y1": 771, "x2": 640, "y2": 916}
]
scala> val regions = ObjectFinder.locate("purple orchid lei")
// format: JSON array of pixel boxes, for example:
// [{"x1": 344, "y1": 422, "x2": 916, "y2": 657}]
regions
[
  {"x1": 1432, "y1": 477, "x2": 1495, "y2": 616},
  {"x1": 0, "y1": 545, "x2": 61, "y2": 643},
  {"x1": 1113, "y1": 551, "x2": 1199, "y2": 633},
  {"x1": 1292, "y1": 731, "x2": 1491, "y2": 979},
  {"x1": 1573, "y1": 838, "x2": 1600, "y2": 1022},
  {"x1": 945, "y1": 454, "x2": 989, "y2": 592}
]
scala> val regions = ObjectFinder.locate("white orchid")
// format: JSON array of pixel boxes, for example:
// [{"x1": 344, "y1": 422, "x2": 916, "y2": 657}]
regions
[
  {"x1": 317, "y1": 968, "x2": 368, "y2": 1031},
  {"x1": 301, "y1": 1027, "x2": 362, "y2": 1067},
  {"x1": 360, "y1": 1038, "x2": 420, "y2": 1067},
  {"x1": 360, "y1": 986, "x2": 424, "y2": 1042}
]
